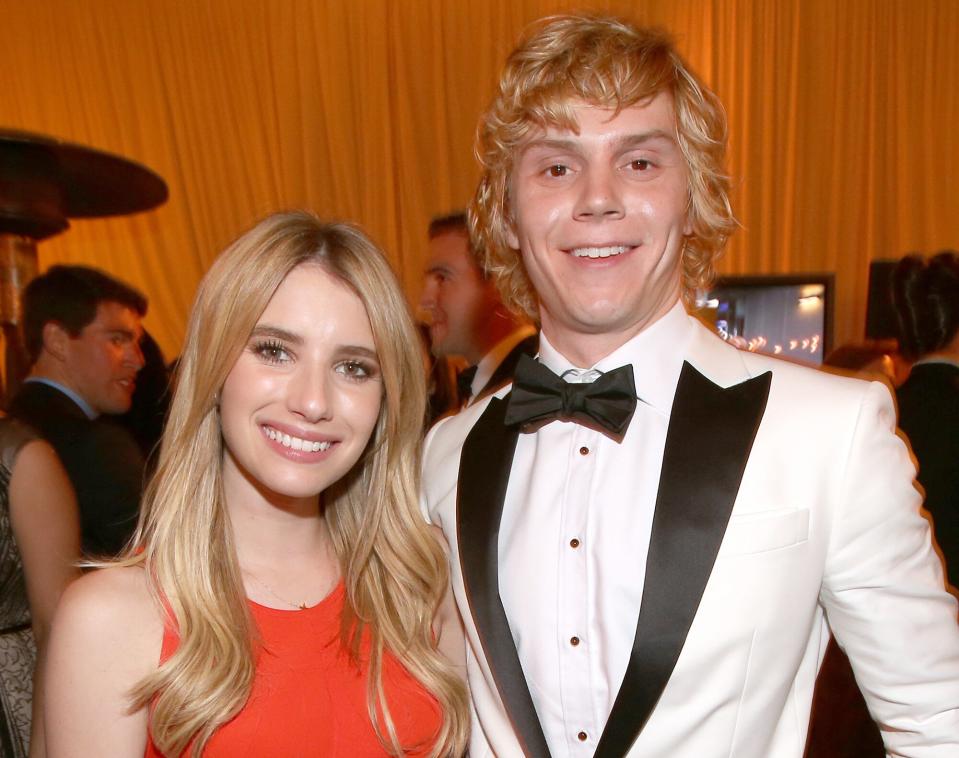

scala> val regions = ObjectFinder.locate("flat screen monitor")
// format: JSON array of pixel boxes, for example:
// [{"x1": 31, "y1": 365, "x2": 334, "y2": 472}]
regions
[{"x1": 693, "y1": 274, "x2": 835, "y2": 367}]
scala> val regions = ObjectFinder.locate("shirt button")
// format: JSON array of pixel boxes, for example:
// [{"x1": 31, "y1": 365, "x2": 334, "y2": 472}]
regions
[
  {"x1": 569, "y1": 538, "x2": 580, "y2": 549},
  {"x1": 579, "y1": 446, "x2": 589, "y2": 455},
  {"x1": 577, "y1": 731, "x2": 588, "y2": 741},
  {"x1": 570, "y1": 636, "x2": 580, "y2": 646}
]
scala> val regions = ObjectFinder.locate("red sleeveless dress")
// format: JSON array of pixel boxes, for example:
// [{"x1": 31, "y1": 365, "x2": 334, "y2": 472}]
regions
[{"x1": 144, "y1": 583, "x2": 442, "y2": 757}]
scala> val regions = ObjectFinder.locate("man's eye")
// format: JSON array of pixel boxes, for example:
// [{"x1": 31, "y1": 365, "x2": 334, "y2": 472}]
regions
[{"x1": 546, "y1": 164, "x2": 568, "y2": 178}]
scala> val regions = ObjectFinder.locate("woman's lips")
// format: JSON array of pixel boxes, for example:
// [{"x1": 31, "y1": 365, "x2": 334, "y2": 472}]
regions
[{"x1": 260, "y1": 424, "x2": 336, "y2": 458}]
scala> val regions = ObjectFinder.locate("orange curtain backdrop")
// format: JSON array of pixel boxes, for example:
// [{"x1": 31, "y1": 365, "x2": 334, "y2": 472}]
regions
[{"x1": 1, "y1": 0, "x2": 957, "y2": 357}]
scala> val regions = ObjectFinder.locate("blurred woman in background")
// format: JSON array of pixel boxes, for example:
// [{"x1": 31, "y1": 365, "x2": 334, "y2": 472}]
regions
[{"x1": 0, "y1": 418, "x2": 79, "y2": 757}]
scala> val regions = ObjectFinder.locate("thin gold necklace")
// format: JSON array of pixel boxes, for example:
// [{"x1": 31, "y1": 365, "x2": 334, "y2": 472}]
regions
[{"x1": 244, "y1": 572, "x2": 310, "y2": 610}]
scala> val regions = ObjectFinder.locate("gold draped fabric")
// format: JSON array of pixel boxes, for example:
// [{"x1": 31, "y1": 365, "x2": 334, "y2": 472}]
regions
[{"x1": 2, "y1": 0, "x2": 957, "y2": 357}]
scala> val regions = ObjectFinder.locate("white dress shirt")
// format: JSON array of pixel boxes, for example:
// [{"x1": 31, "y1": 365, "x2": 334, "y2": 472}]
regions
[{"x1": 499, "y1": 301, "x2": 693, "y2": 757}]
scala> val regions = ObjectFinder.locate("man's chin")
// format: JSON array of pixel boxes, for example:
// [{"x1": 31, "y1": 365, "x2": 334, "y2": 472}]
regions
[
  {"x1": 102, "y1": 398, "x2": 135, "y2": 416},
  {"x1": 430, "y1": 335, "x2": 452, "y2": 357}
]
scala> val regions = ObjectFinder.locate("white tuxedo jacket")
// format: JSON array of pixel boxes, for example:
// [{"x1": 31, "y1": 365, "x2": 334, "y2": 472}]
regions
[{"x1": 422, "y1": 318, "x2": 959, "y2": 757}]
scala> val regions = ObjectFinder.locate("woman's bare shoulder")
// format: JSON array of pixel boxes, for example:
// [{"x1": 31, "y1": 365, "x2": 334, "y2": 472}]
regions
[
  {"x1": 46, "y1": 569, "x2": 162, "y2": 755},
  {"x1": 53, "y1": 565, "x2": 163, "y2": 664},
  {"x1": 61, "y1": 564, "x2": 153, "y2": 611}
]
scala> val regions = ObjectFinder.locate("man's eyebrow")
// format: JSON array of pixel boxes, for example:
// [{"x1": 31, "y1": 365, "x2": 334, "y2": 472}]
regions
[
  {"x1": 519, "y1": 137, "x2": 582, "y2": 155},
  {"x1": 249, "y1": 325, "x2": 302, "y2": 344},
  {"x1": 107, "y1": 328, "x2": 138, "y2": 339},
  {"x1": 520, "y1": 129, "x2": 678, "y2": 155},
  {"x1": 613, "y1": 129, "x2": 678, "y2": 150}
]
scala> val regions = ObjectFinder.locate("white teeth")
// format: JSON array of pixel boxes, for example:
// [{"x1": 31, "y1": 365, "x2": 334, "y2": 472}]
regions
[
  {"x1": 264, "y1": 426, "x2": 331, "y2": 453},
  {"x1": 571, "y1": 245, "x2": 630, "y2": 259}
]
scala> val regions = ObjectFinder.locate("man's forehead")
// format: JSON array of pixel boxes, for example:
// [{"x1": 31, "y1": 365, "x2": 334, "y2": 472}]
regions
[
  {"x1": 517, "y1": 92, "x2": 678, "y2": 145},
  {"x1": 93, "y1": 300, "x2": 144, "y2": 332},
  {"x1": 427, "y1": 230, "x2": 475, "y2": 269}
]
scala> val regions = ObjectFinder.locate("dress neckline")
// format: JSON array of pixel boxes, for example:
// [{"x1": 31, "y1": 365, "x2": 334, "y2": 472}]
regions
[{"x1": 246, "y1": 579, "x2": 345, "y2": 616}]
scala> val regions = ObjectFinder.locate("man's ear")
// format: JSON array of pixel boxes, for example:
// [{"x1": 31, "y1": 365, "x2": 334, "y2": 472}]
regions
[
  {"x1": 505, "y1": 208, "x2": 521, "y2": 251},
  {"x1": 41, "y1": 321, "x2": 71, "y2": 361}
]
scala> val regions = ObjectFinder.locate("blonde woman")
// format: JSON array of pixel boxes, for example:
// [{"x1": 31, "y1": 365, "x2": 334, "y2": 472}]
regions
[{"x1": 44, "y1": 212, "x2": 469, "y2": 757}]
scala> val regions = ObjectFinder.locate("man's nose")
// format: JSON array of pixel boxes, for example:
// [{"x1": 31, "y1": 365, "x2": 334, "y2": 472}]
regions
[
  {"x1": 419, "y1": 278, "x2": 438, "y2": 313},
  {"x1": 129, "y1": 340, "x2": 146, "y2": 370},
  {"x1": 573, "y1": 166, "x2": 625, "y2": 221}
]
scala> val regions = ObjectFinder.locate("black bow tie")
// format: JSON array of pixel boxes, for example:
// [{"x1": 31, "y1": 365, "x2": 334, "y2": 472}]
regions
[{"x1": 504, "y1": 354, "x2": 637, "y2": 436}]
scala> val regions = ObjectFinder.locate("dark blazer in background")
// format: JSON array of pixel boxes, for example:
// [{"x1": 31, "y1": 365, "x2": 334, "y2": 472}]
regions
[
  {"x1": 9, "y1": 381, "x2": 145, "y2": 557},
  {"x1": 896, "y1": 361, "x2": 959, "y2": 590},
  {"x1": 473, "y1": 333, "x2": 539, "y2": 404}
]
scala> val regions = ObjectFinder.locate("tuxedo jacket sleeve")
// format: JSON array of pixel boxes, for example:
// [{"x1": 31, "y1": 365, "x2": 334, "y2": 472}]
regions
[{"x1": 816, "y1": 379, "x2": 959, "y2": 749}]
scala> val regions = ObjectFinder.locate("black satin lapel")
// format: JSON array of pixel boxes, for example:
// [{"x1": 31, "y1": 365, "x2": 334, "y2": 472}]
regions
[
  {"x1": 595, "y1": 363, "x2": 771, "y2": 758},
  {"x1": 457, "y1": 396, "x2": 552, "y2": 758}
]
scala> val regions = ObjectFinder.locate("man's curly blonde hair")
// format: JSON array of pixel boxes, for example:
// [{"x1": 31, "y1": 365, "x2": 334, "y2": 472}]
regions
[{"x1": 470, "y1": 14, "x2": 736, "y2": 318}]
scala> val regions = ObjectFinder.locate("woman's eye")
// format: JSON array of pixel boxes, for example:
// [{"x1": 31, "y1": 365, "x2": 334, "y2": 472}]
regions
[
  {"x1": 630, "y1": 159, "x2": 653, "y2": 171},
  {"x1": 253, "y1": 340, "x2": 290, "y2": 364},
  {"x1": 546, "y1": 164, "x2": 568, "y2": 178},
  {"x1": 335, "y1": 360, "x2": 376, "y2": 380}
]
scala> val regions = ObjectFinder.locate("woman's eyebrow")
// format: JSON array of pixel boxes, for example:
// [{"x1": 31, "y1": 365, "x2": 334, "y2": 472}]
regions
[
  {"x1": 249, "y1": 324, "x2": 302, "y2": 345},
  {"x1": 333, "y1": 345, "x2": 379, "y2": 361}
]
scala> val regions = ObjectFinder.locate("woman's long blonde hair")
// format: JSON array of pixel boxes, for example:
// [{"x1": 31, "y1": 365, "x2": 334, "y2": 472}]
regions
[{"x1": 117, "y1": 211, "x2": 468, "y2": 756}]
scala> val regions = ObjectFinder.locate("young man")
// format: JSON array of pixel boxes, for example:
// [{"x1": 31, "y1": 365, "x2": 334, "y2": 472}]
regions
[
  {"x1": 10, "y1": 265, "x2": 147, "y2": 556},
  {"x1": 422, "y1": 15, "x2": 959, "y2": 758},
  {"x1": 420, "y1": 212, "x2": 536, "y2": 406}
]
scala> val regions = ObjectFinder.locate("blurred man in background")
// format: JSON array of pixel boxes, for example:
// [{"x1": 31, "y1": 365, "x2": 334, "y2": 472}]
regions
[
  {"x1": 420, "y1": 211, "x2": 536, "y2": 408},
  {"x1": 10, "y1": 265, "x2": 147, "y2": 556}
]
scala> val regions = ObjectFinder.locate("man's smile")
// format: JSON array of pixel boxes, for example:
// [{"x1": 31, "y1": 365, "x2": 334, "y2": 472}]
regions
[{"x1": 566, "y1": 244, "x2": 635, "y2": 259}]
